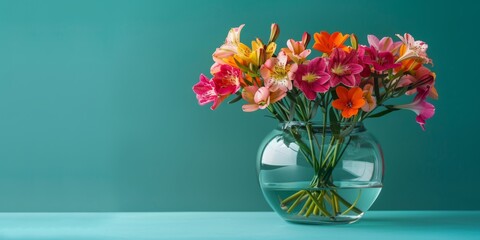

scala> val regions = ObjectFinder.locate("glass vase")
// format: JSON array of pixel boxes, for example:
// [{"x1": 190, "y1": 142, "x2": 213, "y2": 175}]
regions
[{"x1": 257, "y1": 122, "x2": 384, "y2": 224}]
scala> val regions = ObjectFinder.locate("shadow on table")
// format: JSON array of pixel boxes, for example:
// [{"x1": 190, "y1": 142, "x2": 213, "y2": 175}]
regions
[{"x1": 358, "y1": 212, "x2": 480, "y2": 230}]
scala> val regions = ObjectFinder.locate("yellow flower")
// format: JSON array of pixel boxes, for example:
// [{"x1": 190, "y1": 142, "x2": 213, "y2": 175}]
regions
[{"x1": 234, "y1": 38, "x2": 276, "y2": 70}]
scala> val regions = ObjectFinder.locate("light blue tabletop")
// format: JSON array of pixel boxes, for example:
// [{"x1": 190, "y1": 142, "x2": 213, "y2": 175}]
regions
[{"x1": 0, "y1": 211, "x2": 478, "y2": 239}]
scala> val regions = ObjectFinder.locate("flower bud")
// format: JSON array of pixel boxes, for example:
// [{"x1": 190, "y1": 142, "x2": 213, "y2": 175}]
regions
[
  {"x1": 269, "y1": 23, "x2": 280, "y2": 43},
  {"x1": 302, "y1": 32, "x2": 311, "y2": 47},
  {"x1": 350, "y1": 33, "x2": 358, "y2": 50}
]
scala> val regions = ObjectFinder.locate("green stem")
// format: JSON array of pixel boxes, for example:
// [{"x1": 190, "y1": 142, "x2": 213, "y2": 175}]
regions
[
  {"x1": 331, "y1": 191, "x2": 363, "y2": 214},
  {"x1": 281, "y1": 190, "x2": 304, "y2": 205},
  {"x1": 319, "y1": 105, "x2": 327, "y2": 166},
  {"x1": 341, "y1": 190, "x2": 362, "y2": 215},
  {"x1": 306, "y1": 123, "x2": 318, "y2": 171},
  {"x1": 287, "y1": 191, "x2": 307, "y2": 213},
  {"x1": 306, "y1": 191, "x2": 331, "y2": 217}
]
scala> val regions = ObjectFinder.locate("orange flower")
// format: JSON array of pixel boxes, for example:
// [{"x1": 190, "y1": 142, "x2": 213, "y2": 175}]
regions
[
  {"x1": 332, "y1": 86, "x2": 366, "y2": 118},
  {"x1": 313, "y1": 31, "x2": 350, "y2": 55}
]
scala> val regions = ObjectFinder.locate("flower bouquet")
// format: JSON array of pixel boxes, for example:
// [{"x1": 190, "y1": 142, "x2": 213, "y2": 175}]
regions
[{"x1": 192, "y1": 24, "x2": 437, "y2": 223}]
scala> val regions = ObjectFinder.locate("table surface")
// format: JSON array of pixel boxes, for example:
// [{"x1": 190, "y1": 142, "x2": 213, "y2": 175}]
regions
[{"x1": 0, "y1": 211, "x2": 478, "y2": 240}]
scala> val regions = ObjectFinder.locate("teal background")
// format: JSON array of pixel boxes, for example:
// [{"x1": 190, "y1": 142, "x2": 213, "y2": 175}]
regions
[{"x1": 0, "y1": 0, "x2": 477, "y2": 211}]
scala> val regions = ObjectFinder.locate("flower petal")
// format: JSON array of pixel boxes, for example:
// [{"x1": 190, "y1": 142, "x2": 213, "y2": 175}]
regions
[
  {"x1": 348, "y1": 87, "x2": 364, "y2": 100},
  {"x1": 242, "y1": 103, "x2": 260, "y2": 112},
  {"x1": 332, "y1": 99, "x2": 347, "y2": 111},
  {"x1": 254, "y1": 87, "x2": 270, "y2": 104},
  {"x1": 343, "y1": 108, "x2": 358, "y2": 118},
  {"x1": 351, "y1": 98, "x2": 366, "y2": 109},
  {"x1": 367, "y1": 35, "x2": 380, "y2": 49},
  {"x1": 242, "y1": 86, "x2": 258, "y2": 104},
  {"x1": 336, "y1": 86, "x2": 349, "y2": 100}
]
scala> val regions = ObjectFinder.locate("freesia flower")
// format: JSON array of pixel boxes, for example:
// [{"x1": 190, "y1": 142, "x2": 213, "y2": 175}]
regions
[
  {"x1": 192, "y1": 74, "x2": 227, "y2": 110},
  {"x1": 313, "y1": 31, "x2": 350, "y2": 55},
  {"x1": 367, "y1": 35, "x2": 402, "y2": 53},
  {"x1": 362, "y1": 46, "x2": 401, "y2": 72},
  {"x1": 396, "y1": 33, "x2": 432, "y2": 64},
  {"x1": 362, "y1": 84, "x2": 377, "y2": 112},
  {"x1": 293, "y1": 57, "x2": 331, "y2": 100},
  {"x1": 329, "y1": 48, "x2": 363, "y2": 87},
  {"x1": 260, "y1": 52, "x2": 295, "y2": 92},
  {"x1": 332, "y1": 86, "x2": 366, "y2": 118},
  {"x1": 212, "y1": 64, "x2": 242, "y2": 95},
  {"x1": 242, "y1": 86, "x2": 286, "y2": 112},
  {"x1": 281, "y1": 33, "x2": 311, "y2": 64},
  {"x1": 393, "y1": 86, "x2": 435, "y2": 130}
]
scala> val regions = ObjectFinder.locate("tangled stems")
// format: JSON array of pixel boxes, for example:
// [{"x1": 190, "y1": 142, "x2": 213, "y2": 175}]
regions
[
  {"x1": 264, "y1": 74, "x2": 404, "y2": 219},
  {"x1": 278, "y1": 130, "x2": 363, "y2": 219},
  {"x1": 265, "y1": 90, "x2": 365, "y2": 218},
  {"x1": 280, "y1": 189, "x2": 363, "y2": 218}
]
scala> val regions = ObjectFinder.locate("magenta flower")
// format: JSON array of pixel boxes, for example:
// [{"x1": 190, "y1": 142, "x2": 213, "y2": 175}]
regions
[
  {"x1": 192, "y1": 74, "x2": 227, "y2": 110},
  {"x1": 293, "y1": 57, "x2": 331, "y2": 100},
  {"x1": 328, "y1": 48, "x2": 363, "y2": 87},
  {"x1": 362, "y1": 46, "x2": 401, "y2": 72},
  {"x1": 393, "y1": 86, "x2": 435, "y2": 130},
  {"x1": 367, "y1": 35, "x2": 402, "y2": 53},
  {"x1": 212, "y1": 64, "x2": 242, "y2": 95}
]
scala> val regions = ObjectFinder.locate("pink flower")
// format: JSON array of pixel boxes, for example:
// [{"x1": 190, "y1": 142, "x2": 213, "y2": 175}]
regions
[
  {"x1": 241, "y1": 86, "x2": 286, "y2": 112},
  {"x1": 393, "y1": 86, "x2": 435, "y2": 130},
  {"x1": 192, "y1": 74, "x2": 227, "y2": 110},
  {"x1": 280, "y1": 33, "x2": 311, "y2": 64},
  {"x1": 396, "y1": 33, "x2": 432, "y2": 64},
  {"x1": 362, "y1": 46, "x2": 401, "y2": 72},
  {"x1": 367, "y1": 35, "x2": 402, "y2": 53},
  {"x1": 293, "y1": 57, "x2": 331, "y2": 100},
  {"x1": 212, "y1": 64, "x2": 242, "y2": 95},
  {"x1": 260, "y1": 52, "x2": 294, "y2": 92},
  {"x1": 328, "y1": 48, "x2": 363, "y2": 87}
]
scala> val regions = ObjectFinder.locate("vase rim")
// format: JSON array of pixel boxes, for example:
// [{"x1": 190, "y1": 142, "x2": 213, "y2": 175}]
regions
[{"x1": 278, "y1": 121, "x2": 365, "y2": 133}]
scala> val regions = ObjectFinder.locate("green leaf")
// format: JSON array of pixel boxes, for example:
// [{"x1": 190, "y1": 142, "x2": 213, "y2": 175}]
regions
[
  {"x1": 367, "y1": 108, "x2": 399, "y2": 118},
  {"x1": 392, "y1": 87, "x2": 408, "y2": 98},
  {"x1": 228, "y1": 94, "x2": 243, "y2": 104},
  {"x1": 309, "y1": 99, "x2": 320, "y2": 119},
  {"x1": 340, "y1": 120, "x2": 357, "y2": 138},
  {"x1": 286, "y1": 92, "x2": 297, "y2": 103},
  {"x1": 288, "y1": 128, "x2": 314, "y2": 165},
  {"x1": 233, "y1": 58, "x2": 251, "y2": 73},
  {"x1": 373, "y1": 77, "x2": 382, "y2": 103},
  {"x1": 329, "y1": 107, "x2": 340, "y2": 136},
  {"x1": 288, "y1": 100, "x2": 296, "y2": 121}
]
